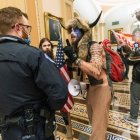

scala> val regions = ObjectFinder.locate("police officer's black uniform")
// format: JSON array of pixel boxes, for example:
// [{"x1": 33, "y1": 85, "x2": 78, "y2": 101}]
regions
[{"x1": 0, "y1": 35, "x2": 68, "y2": 140}]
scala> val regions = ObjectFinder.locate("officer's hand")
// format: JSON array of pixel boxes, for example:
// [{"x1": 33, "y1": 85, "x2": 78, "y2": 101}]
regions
[{"x1": 63, "y1": 46, "x2": 77, "y2": 63}]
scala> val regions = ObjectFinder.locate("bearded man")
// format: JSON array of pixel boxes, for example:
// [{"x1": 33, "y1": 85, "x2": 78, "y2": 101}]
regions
[{"x1": 62, "y1": 12, "x2": 112, "y2": 140}]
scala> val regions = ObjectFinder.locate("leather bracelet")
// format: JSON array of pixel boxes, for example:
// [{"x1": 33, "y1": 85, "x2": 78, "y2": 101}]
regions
[{"x1": 75, "y1": 58, "x2": 82, "y2": 67}]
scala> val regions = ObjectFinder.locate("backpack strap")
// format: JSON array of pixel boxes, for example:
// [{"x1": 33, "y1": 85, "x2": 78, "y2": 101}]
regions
[
  {"x1": 103, "y1": 47, "x2": 112, "y2": 75},
  {"x1": 86, "y1": 43, "x2": 91, "y2": 62}
]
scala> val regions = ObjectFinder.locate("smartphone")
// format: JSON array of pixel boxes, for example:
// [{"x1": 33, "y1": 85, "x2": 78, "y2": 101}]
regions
[{"x1": 134, "y1": 42, "x2": 139, "y2": 49}]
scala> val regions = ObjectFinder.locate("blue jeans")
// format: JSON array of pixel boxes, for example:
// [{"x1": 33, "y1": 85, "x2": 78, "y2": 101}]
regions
[
  {"x1": 130, "y1": 81, "x2": 140, "y2": 119},
  {"x1": 122, "y1": 57, "x2": 129, "y2": 78}
]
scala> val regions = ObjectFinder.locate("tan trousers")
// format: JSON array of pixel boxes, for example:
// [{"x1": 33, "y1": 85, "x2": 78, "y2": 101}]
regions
[{"x1": 86, "y1": 85, "x2": 111, "y2": 140}]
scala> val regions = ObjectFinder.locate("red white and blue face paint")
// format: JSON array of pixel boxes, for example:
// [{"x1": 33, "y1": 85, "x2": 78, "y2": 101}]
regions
[
  {"x1": 70, "y1": 27, "x2": 84, "y2": 45},
  {"x1": 73, "y1": 27, "x2": 83, "y2": 38}
]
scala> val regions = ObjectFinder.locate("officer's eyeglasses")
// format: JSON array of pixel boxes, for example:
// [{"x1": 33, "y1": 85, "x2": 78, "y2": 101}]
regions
[
  {"x1": 12, "y1": 23, "x2": 32, "y2": 33},
  {"x1": 18, "y1": 23, "x2": 32, "y2": 33}
]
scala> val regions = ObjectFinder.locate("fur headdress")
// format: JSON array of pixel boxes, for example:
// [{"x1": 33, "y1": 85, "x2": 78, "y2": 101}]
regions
[
  {"x1": 60, "y1": 11, "x2": 102, "y2": 60},
  {"x1": 66, "y1": 18, "x2": 91, "y2": 60}
]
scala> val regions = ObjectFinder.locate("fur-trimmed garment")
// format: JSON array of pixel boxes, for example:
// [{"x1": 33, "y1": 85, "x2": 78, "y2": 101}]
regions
[
  {"x1": 65, "y1": 14, "x2": 112, "y2": 140},
  {"x1": 66, "y1": 17, "x2": 91, "y2": 60}
]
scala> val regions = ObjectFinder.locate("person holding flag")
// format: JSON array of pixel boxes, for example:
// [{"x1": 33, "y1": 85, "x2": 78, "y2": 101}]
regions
[
  {"x1": 39, "y1": 37, "x2": 74, "y2": 139},
  {"x1": 62, "y1": 16, "x2": 112, "y2": 140},
  {"x1": 111, "y1": 29, "x2": 134, "y2": 49},
  {"x1": 111, "y1": 30, "x2": 133, "y2": 79}
]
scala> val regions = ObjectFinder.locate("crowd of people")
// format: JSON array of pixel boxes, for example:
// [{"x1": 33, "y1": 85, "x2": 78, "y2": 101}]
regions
[{"x1": 0, "y1": 6, "x2": 139, "y2": 140}]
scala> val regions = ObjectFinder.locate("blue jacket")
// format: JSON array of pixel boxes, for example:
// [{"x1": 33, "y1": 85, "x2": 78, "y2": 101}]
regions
[{"x1": 0, "y1": 35, "x2": 68, "y2": 116}]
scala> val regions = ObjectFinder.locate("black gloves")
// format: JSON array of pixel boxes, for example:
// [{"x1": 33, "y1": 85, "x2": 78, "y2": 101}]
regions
[{"x1": 63, "y1": 45, "x2": 78, "y2": 63}]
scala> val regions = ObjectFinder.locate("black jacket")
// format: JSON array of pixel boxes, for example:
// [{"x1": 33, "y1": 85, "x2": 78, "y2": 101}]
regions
[
  {"x1": 0, "y1": 35, "x2": 68, "y2": 116},
  {"x1": 127, "y1": 48, "x2": 140, "y2": 83}
]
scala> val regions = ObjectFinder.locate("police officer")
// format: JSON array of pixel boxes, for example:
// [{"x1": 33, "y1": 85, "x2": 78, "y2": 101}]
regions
[{"x1": 0, "y1": 7, "x2": 68, "y2": 140}]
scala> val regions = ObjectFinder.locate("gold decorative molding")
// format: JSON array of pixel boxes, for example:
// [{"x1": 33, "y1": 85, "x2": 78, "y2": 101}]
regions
[
  {"x1": 25, "y1": 0, "x2": 39, "y2": 47},
  {"x1": 61, "y1": 0, "x2": 74, "y2": 40},
  {"x1": 35, "y1": 0, "x2": 46, "y2": 41}
]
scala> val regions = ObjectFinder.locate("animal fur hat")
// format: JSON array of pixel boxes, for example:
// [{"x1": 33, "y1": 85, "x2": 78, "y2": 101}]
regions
[
  {"x1": 61, "y1": 11, "x2": 102, "y2": 60},
  {"x1": 66, "y1": 17, "x2": 91, "y2": 60}
]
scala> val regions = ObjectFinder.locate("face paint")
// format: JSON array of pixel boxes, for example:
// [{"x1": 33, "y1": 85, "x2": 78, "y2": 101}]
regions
[
  {"x1": 73, "y1": 27, "x2": 83, "y2": 39},
  {"x1": 70, "y1": 27, "x2": 84, "y2": 46}
]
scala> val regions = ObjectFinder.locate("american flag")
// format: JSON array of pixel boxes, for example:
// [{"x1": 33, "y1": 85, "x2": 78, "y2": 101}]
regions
[
  {"x1": 55, "y1": 40, "x2": 74, "y2": 112},
  {"x1": 111, "y1": 30, "x2": 134, "y2": 48}
]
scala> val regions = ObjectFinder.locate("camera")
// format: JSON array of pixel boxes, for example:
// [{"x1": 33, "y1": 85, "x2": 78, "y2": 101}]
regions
[{"x1": 134, "y1": 42, "x2": 139, "y2": 50}]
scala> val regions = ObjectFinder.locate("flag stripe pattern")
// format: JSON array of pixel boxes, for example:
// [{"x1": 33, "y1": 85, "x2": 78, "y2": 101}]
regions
[
  {"x1": 60, "y1": 66, "x2": 70, "y2": 82},
  {"x1": 111, "y1": 30, "x2": 134, "y2": 48},
  {"x1": 55, "y1": 40, "x2": 74, "y2": 112}
]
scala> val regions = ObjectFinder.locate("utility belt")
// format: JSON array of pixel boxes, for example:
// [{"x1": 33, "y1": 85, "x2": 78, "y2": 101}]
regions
[{"x1": 0, "y1": 107, "x2": 56, "y2": 139}]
